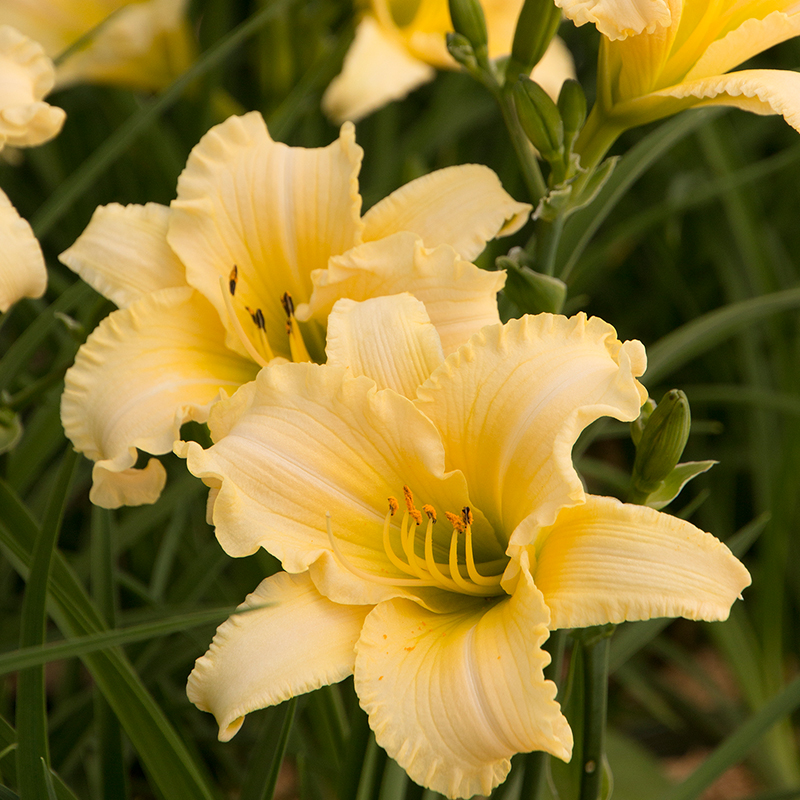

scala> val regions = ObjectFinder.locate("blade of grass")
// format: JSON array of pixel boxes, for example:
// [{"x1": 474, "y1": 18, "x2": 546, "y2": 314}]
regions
[
  {"x1": 31, "y1": 0, "x2": 298, "y2": 240},
  {"x1": 0, "y1": 479, "x2": 218, "y2": 800},
  {"x1": 659, "y1": 674, "x2": 800, "y2": 800},
  {"x1": 15, "y1": 449, "x2": 79, "y2": 800},
  {"x1": 240, "y1": 697, "x2": 297, "y2": 800},
  {"x1": 645, "y1": 287, "x2": 800, "y2": 385}
]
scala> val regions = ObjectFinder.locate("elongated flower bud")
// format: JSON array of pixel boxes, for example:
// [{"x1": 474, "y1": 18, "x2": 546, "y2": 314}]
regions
[
  {"x1": 513, "y1": 76, "x2": 563, "y2": 160},
  {"x1": 558, "y1": 79, "x2": 587, "y2": 150},
  {"x1": 448, "y1": 0, "x2": 488, "y2": 53},
  {"x1": 632, "y1": 390, "x2": 691, "y2": 494},
  {"x1": 507, "y1": 0, "x2": 563, "y2": 83}
]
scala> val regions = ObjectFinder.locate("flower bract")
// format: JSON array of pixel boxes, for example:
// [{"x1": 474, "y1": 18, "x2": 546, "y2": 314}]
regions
[
  {"x1": 180, "y1": 294, "x2": 750, "y2": 798},
  {"x1": 322, "y1": 0, "x2": 576, "y2": 122},
  {"x1": 59, "y1": 111, "x2": 530, "y2": 508}
]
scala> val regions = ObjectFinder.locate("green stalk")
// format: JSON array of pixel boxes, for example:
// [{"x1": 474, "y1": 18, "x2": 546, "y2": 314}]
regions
[
  {"x1": 578, "y1": 628, "x2": 612, "y2": 800},
  {"x1": 498, "y1": 89, "x2": 548, "y2": 204}
]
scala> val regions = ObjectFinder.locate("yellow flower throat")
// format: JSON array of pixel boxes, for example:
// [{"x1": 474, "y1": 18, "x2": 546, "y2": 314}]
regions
[{"x1": 328, "y1": 486, "x2": 509, "y2": 597}]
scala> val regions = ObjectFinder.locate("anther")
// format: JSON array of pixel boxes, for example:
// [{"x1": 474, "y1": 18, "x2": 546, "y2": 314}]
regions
[
  {"x1": 423, "y1": 504, "x2": 436, "y2": 523},
  {"x1": 462, "y1": 506, "x2": 473, "y2": 527},
  {"x1": 281, "y1": 292, "x2": 295, "y2": 317},
  {"x1": 228, "y1": 265, "x2": 238, "y2": 296},
  {"x1": 245, "y1": 306, "x2": 266, "y2": 331},
  {"x1": 402, "y1": 485, "x2": 422, "y2": 525},
  {"x1": 445, "y1": 511, "x2": 465, "y2": 533},
  {"x1": 388, "y1": 497, "x2": 399, "y2": 516}
]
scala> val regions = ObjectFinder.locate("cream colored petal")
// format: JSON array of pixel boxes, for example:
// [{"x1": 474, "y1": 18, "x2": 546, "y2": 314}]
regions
[
  {"x1": 168, "y1": 112, "x2": 364, "y2": 360},
  {"x1": 0, "y1": 25, "x2": 64, "y2": 150},
  {"x1": 652, "y1": 69, "x2": 800, "y2": 133},
  {"x1": 188, "y1": 571, "x2": 371, "y2": 741},
  {"x1": 61, "y1": 286, "x2": 257, "y2": 508},
  {"x1": 54, "y1": 0, "x2": 194, "y2": 91},
  {"x1": 90, "y1": 459, "x2": 166, "y2": 509},
  {"x1": 355, "y1": 562, "x2": 572, "y2": 799},
  {"x1": 59, "y1": 202, "x2": 186, "y2": 308},
  {"x1": 361, "y1": 165, "x2": 531, "y2": 262},
  {"x1": 298, "y1": 232, "x2": 505, "y2": 355},
  {"x1": 415, "y1": 313, "x2": 648, "y2": 546},
  {"x1": 322, "y1": 16, "x2": 435, "y2": 124},
  {"x1": 531, "y1": 37, "x2": 577, "y2": 101},
  {"x1": 326, "y1": 294, "x2": 444, "y2": 399},
  {"x1": 555, "y1": 0, "x2": 672, "y2": 39},
  {"x1": 533, "y1": 495, "x2": 751, "y2": 630},
  {"x1": 180, "y1": 361, "x2": 500, "y2": 606},
  {"x1": 0, "y1": 187, "x2": 46, "y2": 312},
  {"x1": 686, "y1": 12, "x2": 800, "y2": 80}
]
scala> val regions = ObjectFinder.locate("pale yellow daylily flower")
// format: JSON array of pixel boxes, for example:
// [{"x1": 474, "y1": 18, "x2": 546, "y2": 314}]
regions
[
  {"x1": 180, "y1": 294, "x2": 750, "y2": 799},
  {"x1": 323, "y1": 0, "x2": 576, "y2": 122},
  {"x1": 0, "y1": 0, "x2": 193, "y2": 91},
  {"x1": 571, "y1": 0, "x2": 800, "y2": 165},
  {"x1": 0, "y1": 187, "x2": 47, "y2": 312},
  {"x1": 59, "y1": 111, "x2": 530, "y2": 509},
  {"x1": 0, "y1": 25, "x2": 64, "y2": 151}
]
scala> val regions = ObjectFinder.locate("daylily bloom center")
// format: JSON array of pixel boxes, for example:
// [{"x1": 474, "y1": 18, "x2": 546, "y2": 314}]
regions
[
  {"x1": 327, "y1": 485, "x2": 510, "y2": 597},
  {"x1": 221, "y1": 265, "x2": 312, "y2": 366}
]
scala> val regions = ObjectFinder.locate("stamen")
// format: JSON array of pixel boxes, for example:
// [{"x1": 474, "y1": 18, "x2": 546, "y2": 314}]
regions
[
  {"x1": 400, "y1": 510, "x2": 428, "y2": 579},
  {"x1": 382, "y1": 508, "x2": 416, "y2": 576},
  {"x1": 423, "y1": 504, "x2": 436, "y2": 523},
  {"x1": 403, "y1": 485, "x2": 423, "y2": 525},
  {"x1": 229, "y1": 265, "x2": 238, "y2": 296},
  {"x1": 445, "y1": 511, "x2": 465, "y2": 533},
  {"x1": 219, "y1": 277, "x2": 270, "y2": 367},
  {"x1": 448, "y1": 531, "x2": 475, "y2": 593},
  {"x1": 424, "y1": 515, "x2": 452, "y2": 587},
  {"x1": 388, "y1": 496, "x2": 399, "y2": 516},
  {"x1": 282, "y1": 292, "x2": 312, "y2": 363},
  {"x1": 465, "y1": 521, "x2": 503, "y2": 587},
  {"x1": 326, "y1": 513, "x2": 435, "y2": 587}
]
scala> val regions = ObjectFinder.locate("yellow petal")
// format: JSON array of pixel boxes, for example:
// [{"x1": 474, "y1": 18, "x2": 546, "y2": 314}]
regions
[
  {"x1": 0, "y1": 25, "x2": 64, "y2": 150},
  {"x1": 180, "y1": 360, "x2": 500, "y2": 605},
  {"x1": 415, "y1": 313, "x2": 648, "y2": 545},
  {"x1": 322, "y1": 16, "x2": 435, "y2": 123},
  {"x1": 354, "y1": 562, "x2": 572, "y2": 799},
  {"x1": 90, "y1": 460, "x2": 166, "y2": 509},
  {"x1": 53, "y1": 0, "x2": 194, "y2": 91},
  {"x1": 651, "y1": 69, "x2": 800, "y2": 133},
  {"x1": 361, "y1": 164, "x2": 531, "y2": 262},
  {"x1": 326, "y1": 294, "x2": 444, "y2": 399},
  {"x1": 298, "y1": 232, "x2": 506, "y2": 355},
  {"x1": 533, "y1": 495, "x2": 751, "y2": 629},
  {"x1": 61, "y1": 286, "x2": 257, "y2": 508},
  {"x1": 556, "y1": 0, "x2": 672, "y2": 39},
  {"x1": 168, "y1": 112, "x2": 364, "y2": 360},
  {"x1": 59, "y1": 203, "x2": 186, "y2": 309},
  {"x1": 686, "y1": 12, "x2": 800, "y2": 80},
  {"x1": 188, "y1": 571, "x2": 371, "y2": 741},
  {"x1": 0, "y1": 187, "x2": 46, "y2": 312}
]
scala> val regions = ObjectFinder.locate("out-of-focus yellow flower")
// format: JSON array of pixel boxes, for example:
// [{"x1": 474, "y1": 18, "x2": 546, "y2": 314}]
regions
[
  {"x1": 0, "y1": 187, "x2": 47, "y2": 312},
  {"x1": 323, "y1": 0, "x2": 575, "y2": 122},
  {"x1": 570, "y1": 0, "x2": 800, "y2": 165},
  {"x1": 59, "y1": 111, "x2": 530, "y2": 509},
  {"x1": 0, "y1": 0, "x2": 194, "y2": 91},
  {"x1": 0, "y1": 25, "x2": 64, "y2": 150},
  {"x1": 180, "y1": 295, "x2": 750, "y2": 798}
]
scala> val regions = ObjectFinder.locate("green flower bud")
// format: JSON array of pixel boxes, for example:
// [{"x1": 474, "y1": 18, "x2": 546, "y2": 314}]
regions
[
  {"x1": 445, "y1": 32, "x2": 478, "y2": 71},
  {"x1": 557, "y1": 79, "x2": 587, "y2": 150},
  {"x1": 632, "y1": 390, "x2": 691, "y2": 494},
  {"x1": 513, "y1": 76, "x2": 563, "y2": 160},
  {"x1": 630, "y1": 398, "x2": 656, "y2": 447},
  {"x1": 506, "y1": 0, "x2": 562, "y2": 83},
  {"x1": 448, "y1": 0, "x2": 488, "y2": 53}
]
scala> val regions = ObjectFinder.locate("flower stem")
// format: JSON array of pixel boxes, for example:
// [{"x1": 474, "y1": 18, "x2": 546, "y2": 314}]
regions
[
  {"x1": 578, "y1": 625, "x2": 614, "y2": 800},
  {"x1": 498, "y1": 88, "x2": 548, "y2": 204},
  {"x1": 537, "y1": 214, "x2": 566, "y2": 277}
]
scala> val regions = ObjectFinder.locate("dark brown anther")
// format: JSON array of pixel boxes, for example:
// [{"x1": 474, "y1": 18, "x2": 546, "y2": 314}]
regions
[
  {"x1": 281, "y1": 292, "x2": 295, "y2": 318},
  {"x1": 462, "y1": 506, "x2": 473, "y2": 527},
  {"x1": 229, "y1": 265, "x2": 238, "y2": 295}
]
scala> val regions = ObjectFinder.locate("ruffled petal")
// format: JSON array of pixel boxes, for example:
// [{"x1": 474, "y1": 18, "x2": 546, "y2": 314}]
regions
[
  {"x1": 168, "y1": 112, "x2": 364, "y2": 360},
  {"x1": 686, "y1": 11, "x2": 800, "y2": 80},
  {"x1": 326, "y1": 294, "x2": 444, "y2": 399},
  {"x1": 415, "y1": 313, "x2": 648, "y2": 546},
  {"x1": 533, "y1": 495, "x2": 751, "y2": 629},
  {"x1": 354, "y1": 560, "x2": 572, "y2": 799},
  {"x1": 555, "y1": 0, "x2": 672, "y2": 39},
  {"x1": 188, "y1": 571, "x2": 371, "y2": 741},
  {"x1": 90, "y1": 459, "x2": 166, "y2": 509},
  {"x1": 361, "y1": 165, "x2": 531, "y2": 262},
  {"x1": 179, "y1": 360, "x2": 500, "y2": 606},
  {"x1": 322, "y1": 16, "x2": 435, "y2": 123},
  {"x1": 53, "y1": 0, "x2": 194, "y2": 91},
  {"x1": 297, "y1": 232, "x2": 505, "y2": 355},
  {"x1": 61, "y1": 286, "x2": 257, "y2": 508},
  {"x1": 653, "y1": 69, "x2": 800, "y2": 133},
  {"x1": 0, "y1": 187, "x2": 46, "y2": 312},
  {"x1": 0, "y1": 25, "x2": 64, "y2": 150},
  {"x1": 59, "y1": 202, "x2": 186, "y2": 309}
]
